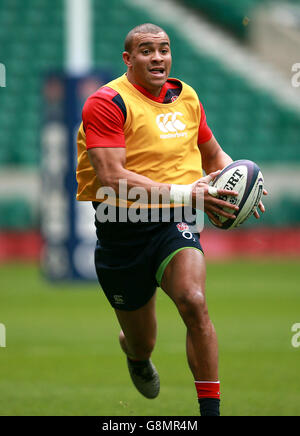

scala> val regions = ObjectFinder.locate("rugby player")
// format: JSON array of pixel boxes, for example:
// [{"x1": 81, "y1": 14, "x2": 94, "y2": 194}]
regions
[{"x1": 76, "y1": 23, "x2": 265, "y2": 416}]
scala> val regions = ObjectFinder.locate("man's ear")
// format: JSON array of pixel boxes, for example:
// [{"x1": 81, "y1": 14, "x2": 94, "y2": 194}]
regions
[{"x1": 122, "y1": 51, "x2": 132, "y2": 68}]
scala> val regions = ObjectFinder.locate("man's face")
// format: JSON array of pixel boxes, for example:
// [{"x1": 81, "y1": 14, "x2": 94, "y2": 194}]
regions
[{"x1": 123, "y1": 32, "x2": 172, "y2": 96}]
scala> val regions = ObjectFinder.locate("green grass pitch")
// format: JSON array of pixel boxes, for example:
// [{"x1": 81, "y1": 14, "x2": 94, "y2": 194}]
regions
[{"x1": 0, "y1": 259, "x2": 299, "y2": 416}]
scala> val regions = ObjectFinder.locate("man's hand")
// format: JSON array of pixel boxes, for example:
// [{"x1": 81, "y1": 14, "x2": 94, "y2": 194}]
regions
[
  {"x1": 253, "y1": 189, "x2": 268, "y2": 219},
  {"x1": 191, "y1": 170, "x2": 239, "y2": 227}
]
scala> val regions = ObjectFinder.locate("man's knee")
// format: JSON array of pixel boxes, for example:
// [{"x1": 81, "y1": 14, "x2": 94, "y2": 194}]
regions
[{"x1": 174, "y1": 286, "x2": 210, "y2": 328}]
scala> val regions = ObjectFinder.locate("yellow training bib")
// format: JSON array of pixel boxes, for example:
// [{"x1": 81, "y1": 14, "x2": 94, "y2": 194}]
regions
[{"x1": 76, "y1": 74, "x2": 203, "y2": 203}]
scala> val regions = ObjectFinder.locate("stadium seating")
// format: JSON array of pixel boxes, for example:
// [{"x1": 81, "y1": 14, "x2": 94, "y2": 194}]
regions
[
  {"x1": 179, "y1": 0, "x2": 300, "y2": 38},
  {"x1": 0, "y1": 197, "x2": 35, "y2": 230},
  {"x1": 0, "y1": 0, "x2": 63, "y2": 167},
  {"x1": 179, "y1": 0, "x2": 257, "y2": 37},
  {"x1": 0, "y1": 0, "x2": 63, "y2": 230},
  {"x1": 0, "y1": 0, "x2": 299, "y2": 230}
]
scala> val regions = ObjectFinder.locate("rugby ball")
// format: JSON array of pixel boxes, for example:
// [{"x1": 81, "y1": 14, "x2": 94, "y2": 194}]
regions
[{"x1": 209, "y1": 160, "x2": 264, "y2": 229}]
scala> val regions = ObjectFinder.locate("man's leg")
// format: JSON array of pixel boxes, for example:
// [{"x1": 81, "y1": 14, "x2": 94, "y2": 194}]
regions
[
  {"x1": 160, "y1": 248, "x2": 220, "y2": 415},
  {"x1": 115, "y1": 293, "x2": 160, "y2": 398},
  {"x1": 116, "y1": 292, "x2": 157, "y2": 360}
]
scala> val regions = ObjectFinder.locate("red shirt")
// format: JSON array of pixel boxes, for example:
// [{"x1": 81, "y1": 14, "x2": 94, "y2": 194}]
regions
[{"x1": 83, "y1": 79, "x2": 213, "y2": 149}]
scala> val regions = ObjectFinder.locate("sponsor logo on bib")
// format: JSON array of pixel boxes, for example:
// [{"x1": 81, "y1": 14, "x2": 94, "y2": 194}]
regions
[{"x1": 156, "y1": 112, "x2": 187, "y2": 139}]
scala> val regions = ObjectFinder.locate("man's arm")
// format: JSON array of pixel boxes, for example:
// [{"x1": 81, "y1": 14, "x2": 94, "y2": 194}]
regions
[
  {"x1": 199, "y1": 134, "x2": 232, "y2": 174},
  {"x1": 88, "y1": 147, "x2": 170, "y2": 197},
  {"x1": 88, "y1": 147, "x2": 239, "y2": 221}
]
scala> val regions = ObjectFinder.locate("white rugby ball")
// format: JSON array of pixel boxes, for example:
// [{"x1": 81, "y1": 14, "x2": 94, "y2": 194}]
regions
[{"x1": 209, "y1": 159, "x2": 264, "y2": 229}]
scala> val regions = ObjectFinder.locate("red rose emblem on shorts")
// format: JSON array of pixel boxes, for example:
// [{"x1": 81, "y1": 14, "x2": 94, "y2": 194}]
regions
[{"x1": 176, "y1": 222, "x2": 189, "y2": 232}]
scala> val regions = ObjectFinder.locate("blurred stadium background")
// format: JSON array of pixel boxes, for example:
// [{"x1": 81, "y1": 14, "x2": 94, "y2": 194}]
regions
[{"x1": 0, "y1": 0, "x2": 299, "y2": 416}]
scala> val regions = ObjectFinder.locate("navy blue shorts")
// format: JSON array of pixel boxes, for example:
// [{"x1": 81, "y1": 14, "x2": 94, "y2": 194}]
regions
[{"x1": 93, "y1": 205, "x2": 203, "y2": 311}]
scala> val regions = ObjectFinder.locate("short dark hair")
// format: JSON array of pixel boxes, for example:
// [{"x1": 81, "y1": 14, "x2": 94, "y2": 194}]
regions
[{"x1": 124, "y1": 23, "x2": 168, "y2": 53}]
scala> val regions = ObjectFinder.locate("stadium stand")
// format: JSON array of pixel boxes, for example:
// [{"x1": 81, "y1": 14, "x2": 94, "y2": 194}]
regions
[
  {"x1": 0, "y1": 0, "x2": 299, "y2": 235},
  {"x1": 179, "y1": 0, "x2": 300, "y2": 38},
  {"x1": 0, "y1": 0, "x2": 63, "y2": 229},
  {"x1": 0, "y1": 0, "x2": 63, "y2": 167},
  {"x1": 0, "y1": 197, "x2": 34, "y2": 230}
]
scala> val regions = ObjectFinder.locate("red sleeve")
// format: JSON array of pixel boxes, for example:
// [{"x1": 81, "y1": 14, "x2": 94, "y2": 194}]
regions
[
  {"x1": 198, "y1": 100, "x2": 213, "y2": 145},
  {"x1": 82, "y1": 87, "x2": 126, "y2": 149}
]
